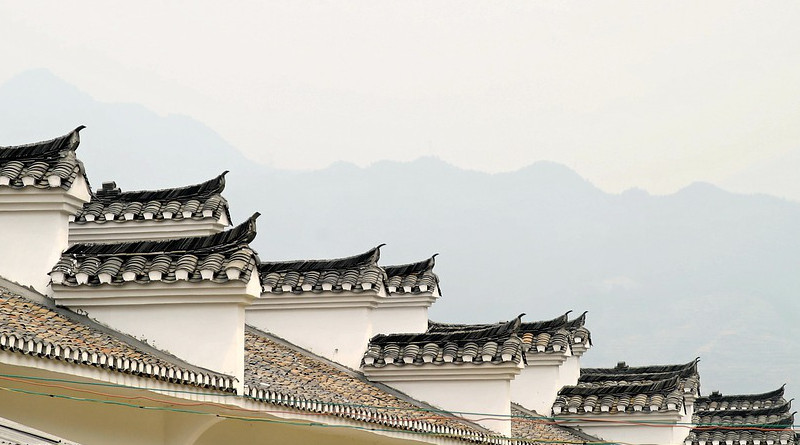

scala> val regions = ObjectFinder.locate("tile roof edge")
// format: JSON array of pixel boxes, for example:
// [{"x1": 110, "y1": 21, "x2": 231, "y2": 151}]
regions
[
  {"x1": 0, "y1": 126, "x2": 85, "y2": 155},
  {"x1": 383, "y1": 254, "x2": 437, "y2": 277},
  {"x1": 62, "y1": 212, "x2": 259, "y2": 256},
  {"x1": 510, "y1": 402, "x2": 603, "y2": 443},
  {"x1": 258, "y1": 244, "x2": 384, "y2": 274},
  {"x1": 91, "y1": 171, "x2": 229, "y2": 203},
  {"x1": 244, "y1": 325, "x2": 495, "y2": 435},
  {"x1": 0, "y1": 275, "x2": 235, "y2": 385}
]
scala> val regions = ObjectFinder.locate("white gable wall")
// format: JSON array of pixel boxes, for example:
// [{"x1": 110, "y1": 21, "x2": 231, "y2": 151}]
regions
[{"x1": 0, "y1": 176, "x2": 90, "y2": 293}]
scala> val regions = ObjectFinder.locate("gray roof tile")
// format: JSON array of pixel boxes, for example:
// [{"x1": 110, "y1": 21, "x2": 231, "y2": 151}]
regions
[
  {"x1": 51, "y1": 214, "x2": 260, "y2": 286},
  {"x1": 363, "y1": 315, "x2": 526, "y2": 367},
  {"x1": 384, "y1": 255, "x2": 439, "y2": 295},
  {"x1": 553, "y1": 359, "x2": 700, "y2": 415},
  {"x1": 259, "y1": 245, "x2": 385, "y2": 294},
  {"x1": 687, "y1": 387, "x2": 796, "y2": 445},
  {"x1": 73, "y1": 172, "x2": 231, "y2": 223},
  {"x1": 0, "y1": 126, "x2": 86, "y2": 190}
]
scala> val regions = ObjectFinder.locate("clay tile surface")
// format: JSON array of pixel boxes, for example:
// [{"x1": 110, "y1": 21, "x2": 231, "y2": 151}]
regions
[
  {"x1": 52, "y1": 214, "x2": 260, "y2": 287},
  {"x1": 0, "y1": 126, "x2": 86, "y2": 190},
  {"x1": 382, "y1": 254, "x2": 439, "y2": 295},
  {"x1": 258, "y1": 245, "x2": 385, "y2": 294},
  {"x1": 511, "y1": 403, "x2": 602, "y2": 445},
  {"x1": 0, "y1": 282, "x2": 234, "y2": 392},
  {"x1": 73, "y1": 172, "x2": 231, "y2": 223},
  {"x1": 363, "y1": 315, "x2": 526, "y2": 367},
  {"x1": 553, "y1": 359, "x2": 700, "y2": 416},
  {"x1": 688, "y1": 387, "x2": 796, "y2": 445},
  {"x1": 244, "y1": 326, "x2": 501, "y2": 441}
]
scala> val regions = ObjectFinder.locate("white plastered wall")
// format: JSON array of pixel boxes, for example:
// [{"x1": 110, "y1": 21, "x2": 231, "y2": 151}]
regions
[
  {"x1": 246, "y1": 305, "x2": 375, "y2": 369},
  {"x1": 511, "y1": 354, "x2": 568, "y2": 415},
  {"x1": 53, "y1": 274, "x2": 261, "y2": 391},
  {"x1": 371, "y1": 305, "x2": 429, "y2": 335},
  {"x1": 0, "y1": 176, "x2": 90, "y2": 293},
  {"x1": 68, "y1": 216, "x2": 228, "y2": 244}
]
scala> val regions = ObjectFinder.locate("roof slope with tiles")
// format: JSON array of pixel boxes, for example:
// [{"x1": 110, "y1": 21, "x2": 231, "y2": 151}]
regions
[
  {"x1": 51, "y1": 214, "x2": 260, "y2": 286},
  {"x1": 511, "y1": 403, "x2": 602, "y2": 445},
  {"x1": 0, "y1": 280, "x2": 235, "y2": 391},
  {"x1": 383, "y1": 255, "x2": 439, "y2": 295},
  {"x1": 244, "y1": 326, "x2": 504, "y2": 441},
  {"x1": 0, "y1": 126, "x2": 86, "y2": 190},
  {"x1": 687, "y1": 387, "x2": 797, "y2": 445},
  {"x1": 553, "y1": 359, "x2": 700, "y2": 416},
  {"x1": 72, "y1": 172, "x2": 231, "y2": 224},
  {"x1": 259, "y1": 245, "x2": 385, "y2": 294},
  {"x1": 363, "y1": 315, "x2": 525, "y2": 367}
]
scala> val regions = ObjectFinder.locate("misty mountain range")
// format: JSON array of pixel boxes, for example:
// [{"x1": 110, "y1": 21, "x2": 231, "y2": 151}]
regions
[{"x1": 2, "y1": 69, "x2": 799, "y2": 399}]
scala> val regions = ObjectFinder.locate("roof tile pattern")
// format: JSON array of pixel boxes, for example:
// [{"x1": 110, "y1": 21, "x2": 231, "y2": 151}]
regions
[
  {"x1": 259, "y1": 246, "x2": 385, "y2": 294},
  {"x1": 687, "y1": 388, "x2": 797, "y2": 445},
  {"x1": 73, "y1": 172, "x2": 230, "y2": 223},
  {"x1": 363, "y1": 316, "x2": 525, "y2": 367},
  {"x1": 51, "y1": 214, "x2": 260, "y2": 286},
  {"x1": 511, "y1": 404, "x2": 602, "y2": 445},
  {"x1": 245, "y1": 326, "x2": 499, "y2": 441},
  {"x1": 553, "y1": 360, "x2": 700, "y2": 416},
  {"x1": 0, "y1": 286, "x2": 234, "y2": 391},
  {"x1": 0, "y1": 126, "x2": 86, "y2": 190},
  {"x1": 384, "y1": 255, "x2": 439, "y2": 295}
]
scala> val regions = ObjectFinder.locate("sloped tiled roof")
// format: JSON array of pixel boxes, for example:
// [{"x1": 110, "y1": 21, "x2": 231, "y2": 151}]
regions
[
  {"x1": 0, "y1": 126, "x2": 87, "y2": 190},
  {"x1": 244, "y1": 326, "x2": 499, "y2": 441},
  {"x1": 687, "y1": 387, "x2": 797, "y2": 445},
  {"x1": 363, "y1": 315, "x2": 525, "y2": 367},
  {"x1": 511, "y1": 403, "x2": 602, "y2": 445},
  {"x1": 51, "y1": 214, "x2": 260, "y2": 286},
  {"x1": 72, "y1": 172, "x2": 231, "y2": 224},
  {"x1": 553, "y1": 359, "x2": 700, "y2": 416},
  {"x1": 259, "y1": 246, "x2": 385, "y2": 294},
  {"x1": 383, "y1": 255, "x2": 439, "y2": 295},
  {"x1": 0, "y1": 281, "x2": 235, "y2": 392}
]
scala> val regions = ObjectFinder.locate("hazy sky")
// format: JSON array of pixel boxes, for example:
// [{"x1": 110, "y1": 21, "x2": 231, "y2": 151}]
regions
[{"x1": 2, "y1": 1, "x2": 799, "y2": 197}]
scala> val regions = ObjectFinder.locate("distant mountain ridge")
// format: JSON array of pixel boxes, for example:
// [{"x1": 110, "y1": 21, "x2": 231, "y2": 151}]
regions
[{"x1": 2, "y1": 69, "x2": 799, "y2": 400}]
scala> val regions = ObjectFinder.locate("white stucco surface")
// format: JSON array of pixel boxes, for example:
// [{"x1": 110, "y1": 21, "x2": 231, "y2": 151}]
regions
[
  {"x1": 0, "y1": 178, "x2": 90, "y2": 293},
  {"x1": 247, "y1": 306, "x2": 375, "y2": 369}
]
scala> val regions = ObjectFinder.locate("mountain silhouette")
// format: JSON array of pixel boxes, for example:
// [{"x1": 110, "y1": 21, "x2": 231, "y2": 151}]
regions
[{"x1": 2, "y1": 69, "x2": 799, "y2": 399}]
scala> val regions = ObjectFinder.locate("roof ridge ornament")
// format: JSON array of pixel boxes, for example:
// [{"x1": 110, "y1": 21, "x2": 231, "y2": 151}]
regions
[
  {"x1": 64, "y1": 212, "x2": 259, "y2": 257},
  {"x1": 0, "y1": 125, "x2": 85, "y2": 160}
]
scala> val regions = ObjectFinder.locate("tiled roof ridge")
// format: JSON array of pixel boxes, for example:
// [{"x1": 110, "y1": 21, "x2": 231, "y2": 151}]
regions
[
  {"x1": 0, "y1": 126, "x2": 84, "y2": 160},
  {"x1": 563, "y1": 311, "x2": 587, "y2": 329},
  {"x1": 559, "y1": 375, "x2": 682, "y2": 397},
  {"x1": 383, "y1": 254, "x2": 437, "y2": 277},
  {"x1": 580, "y1": 358, "x2": 699, "y2": 376},
  {"x1": 372, "y1": 315, "x2": 524, "y2": 345},
  {"x1": 0, "y1": 278, "x2": 236, "y2": 392},
  {"x1": 92, "y1": 171, "x2": 228, "y2": 203},
  {"x1": 517, "y1": 311, "x2": 572, "y2": 333},
  {"x1": 696, "y1": 400, "x2": 793, "y2": 418},
  {"x1": 699, "y1": 386, "x2": 786, "y2": 402},
  {"x1": 63, "y1": 212, "x2": 259, "y2": 257},
  {"x1": 258, "y1": 244, "x2": 383, "y2": 275},
  {"x1": 579, "y1": 365, "x2": 699, "y2": 383}
]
